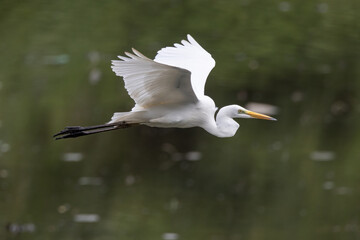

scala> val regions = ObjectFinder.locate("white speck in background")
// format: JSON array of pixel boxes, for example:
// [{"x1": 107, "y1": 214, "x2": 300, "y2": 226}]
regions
[
  {"x1": 89, "y1": 68, "x2": 102, "y2": 85},
  {"x1": 323, "y1": 181, "x2": 334, "y2": 190},
  {"x1": 246, "y1": 102, "x2": 279, "y2": 115},
  {"x1": 74, "y1": 214, "x2": 100, "y2": 223},
  {"x1": 63, "y1": 152, "x2": 83, "y2": 162},
  {"x1": 125, "y1": 175, "x2": 136, "y2": 186},
  {"x1": 78, "y1": 177, "x2": 102, "y2": 186},
  {"x1": 162, "y1": 233, "x2": 179, "y2": 240},
  {"x1": 317, "y1": 3, "x2": 328, "y2": 13},
  {"x1": 0, "y1": 169, "x2": 9, "y2": 178},
  {"x1": 0, "y1": 142, "x2": 10, "y2": 153},
  {"x1": 310, "y1": 151, "x2": 335, "y2": 161},
  {"x1": 185, "y1": 151, "x2": 202, "y2": 161},
  {"x1": 279, "y1": 1, "x2": 291, "y2": 12}
]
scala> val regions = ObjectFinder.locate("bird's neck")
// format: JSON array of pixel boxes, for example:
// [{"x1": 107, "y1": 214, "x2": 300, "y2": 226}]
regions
[{"x1": 205, "y1": 107, "x2": 240, "y2": 138}]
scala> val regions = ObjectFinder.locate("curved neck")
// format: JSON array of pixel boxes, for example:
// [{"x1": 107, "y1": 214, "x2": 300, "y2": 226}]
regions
[{"x1": 204, "y1": 106, "x2": 239, "y2": 138}]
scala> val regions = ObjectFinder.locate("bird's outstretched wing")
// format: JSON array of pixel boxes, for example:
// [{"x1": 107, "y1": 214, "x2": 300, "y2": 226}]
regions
[
  {"x1": 154, "y1": 34, "x2": 216, "y2": 98},
  {"x1": 112, "y1": 49, "x2": 198, "y2": 109}
]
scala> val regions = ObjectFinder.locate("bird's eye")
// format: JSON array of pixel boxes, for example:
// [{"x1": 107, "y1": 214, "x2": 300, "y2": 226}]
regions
[{"x1": 238, "y1": 109, "x2": 244, "y2": 114}]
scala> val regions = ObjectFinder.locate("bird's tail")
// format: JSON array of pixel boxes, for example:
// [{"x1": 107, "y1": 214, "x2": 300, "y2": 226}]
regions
[
  {"x1": 53, "y1": 122, "x2": 138, "y2": 140},
  {"x1": 109, "y1": 111, "x2": 148, "y2": 124}
]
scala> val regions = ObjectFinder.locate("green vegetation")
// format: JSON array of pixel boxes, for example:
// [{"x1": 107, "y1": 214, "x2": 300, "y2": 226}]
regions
[{"x1": 0, "y1": 0, "x2": 359, "y2": 239}]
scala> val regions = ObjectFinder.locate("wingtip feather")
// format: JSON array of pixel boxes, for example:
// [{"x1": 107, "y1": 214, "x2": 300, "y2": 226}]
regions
[
  {"x1": 116, "y1": 55, "x2": 130, "y2": 61},
  {"x1": 132, "y1": 48, "x2": 151, "y2": 60},
  {"x1": 187, "y1": 34, "x2": 200, "y2": 47},
  {"x1": 181, "y1": 40, "x2": 190, "y2": 46},
  {"x1": 125, "y1": 51, "x2": 137, "y2": 58}
]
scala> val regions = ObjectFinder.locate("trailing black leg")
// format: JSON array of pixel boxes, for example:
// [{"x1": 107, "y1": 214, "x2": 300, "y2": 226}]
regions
[{"x1": 53, "y1": 122, "x2": 137, "y2": 140}]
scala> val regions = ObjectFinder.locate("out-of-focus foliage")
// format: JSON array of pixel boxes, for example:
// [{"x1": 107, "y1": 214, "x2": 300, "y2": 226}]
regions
[{"x1": 0, "y1": 0, "x2": 360, "y2": 240}]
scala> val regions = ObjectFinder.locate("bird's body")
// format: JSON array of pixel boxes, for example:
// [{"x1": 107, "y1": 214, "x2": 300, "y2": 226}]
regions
[
  {"x1": 110, "y1": 95, "x2": 216, "y2": 128},
  {"x1": 54, "y1": 35, "x2": 276, "y2": 140}
]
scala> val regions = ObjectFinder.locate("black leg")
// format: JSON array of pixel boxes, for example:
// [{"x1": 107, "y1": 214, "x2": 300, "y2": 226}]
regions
[{"x1": 53, "y1": 122, "x2": 137, "y2": 140}]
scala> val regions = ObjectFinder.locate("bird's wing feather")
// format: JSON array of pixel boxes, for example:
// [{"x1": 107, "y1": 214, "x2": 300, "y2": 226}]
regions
[
  {"x1": 154, "y1": 34, "x2": 216, "y2": 98},
  {"x1": 111, "y1": 49, "x2": 198, "y2": 109}
]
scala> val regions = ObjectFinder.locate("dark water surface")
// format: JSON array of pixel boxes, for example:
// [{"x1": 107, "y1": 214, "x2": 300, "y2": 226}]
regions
[{"x1": 1, "y1": 1, "x2": 360, "y2": 239}]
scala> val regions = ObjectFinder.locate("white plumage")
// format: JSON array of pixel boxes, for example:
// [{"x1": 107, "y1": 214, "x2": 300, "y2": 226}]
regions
[
  {"x1": 154, "y1": 35, "x2": 215, "y2": 98},
  {"x1": 111, "y1": 48, "x2": 197, "y2": 110},
  {"x1": 54, "y1": 35, "x2": 276, "y2": 140}
]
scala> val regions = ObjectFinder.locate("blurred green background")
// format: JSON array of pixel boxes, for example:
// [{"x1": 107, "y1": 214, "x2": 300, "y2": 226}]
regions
[{"x1": 1, "y1": 0, "x2": 360, "y2": 239}]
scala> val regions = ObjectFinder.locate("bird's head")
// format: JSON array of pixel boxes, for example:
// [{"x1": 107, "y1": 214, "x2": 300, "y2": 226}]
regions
[{"x1": 230, "y1": 105, "x2": 277, "y2": 121}]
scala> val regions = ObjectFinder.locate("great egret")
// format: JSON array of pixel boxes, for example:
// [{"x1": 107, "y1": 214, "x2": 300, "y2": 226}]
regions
[{"x1": 54, "y1": 35, "x2": 276, "y2": 140}]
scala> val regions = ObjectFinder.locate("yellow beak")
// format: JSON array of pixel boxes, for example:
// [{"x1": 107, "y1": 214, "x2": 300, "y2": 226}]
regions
[{"x1": 244, "y1": 110, "x2": 277, "y2": 121}]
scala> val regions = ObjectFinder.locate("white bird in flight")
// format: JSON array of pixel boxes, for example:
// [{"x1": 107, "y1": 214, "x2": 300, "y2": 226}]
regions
[{"x1": 54, "y1": 35, "x2": 276, "y2": 140}]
